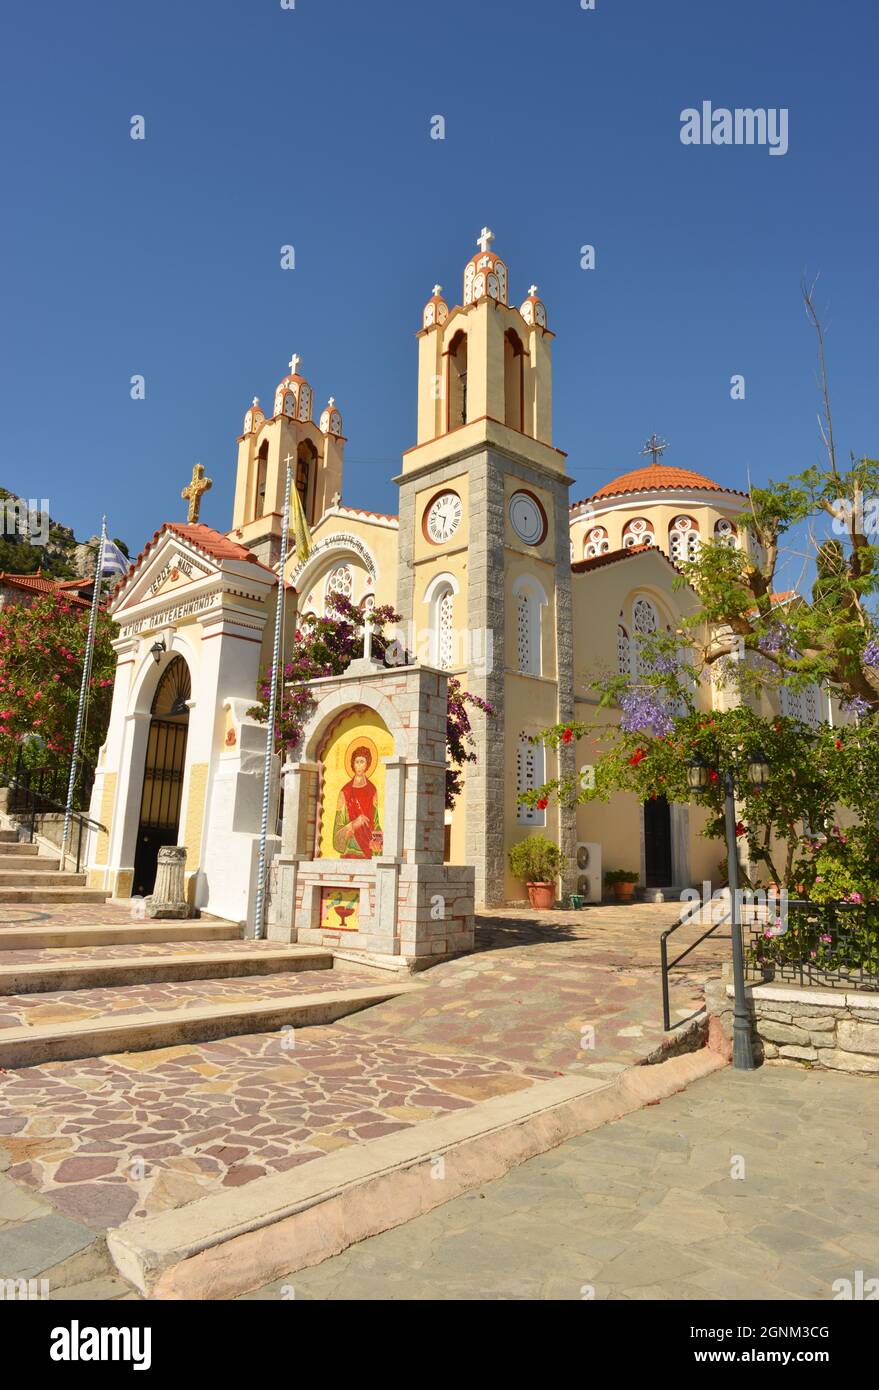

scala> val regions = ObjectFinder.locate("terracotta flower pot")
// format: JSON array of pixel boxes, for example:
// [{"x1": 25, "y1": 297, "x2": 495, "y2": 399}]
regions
[
  {"x1": 527, "y1": 882, "x2": 556, "y2": 910},
  {"x1": 612, "y1": 881, "x2": 636, "y2": 902}
]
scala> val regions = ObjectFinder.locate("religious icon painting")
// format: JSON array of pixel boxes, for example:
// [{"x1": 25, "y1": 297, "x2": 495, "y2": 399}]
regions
[
  {"x1": 318, "y1": 709, "x2": 393, "y2": 860},
  {"x1": 320, "y1": 887, "x2": 359, "y2": 932}
]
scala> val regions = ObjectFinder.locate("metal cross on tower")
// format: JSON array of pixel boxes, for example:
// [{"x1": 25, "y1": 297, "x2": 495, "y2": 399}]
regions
[
  {"x1": 476, "y1": 226, "x2": 494, "y2": 254},
  {"x1": 181, "y1": 463, "x2": 213, "y2": 524},
  {"x1": 640, "y1": 433, "x2": 669, "y2": 466}
]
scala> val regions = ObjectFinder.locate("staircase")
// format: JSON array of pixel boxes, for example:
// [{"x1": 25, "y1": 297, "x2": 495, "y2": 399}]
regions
[
  {"x1": 0, "y1": 862, "x2": 415, "y2": 1067},
  {"x1": 0, "y1": 829, "x2": 107, "y2": 904}
]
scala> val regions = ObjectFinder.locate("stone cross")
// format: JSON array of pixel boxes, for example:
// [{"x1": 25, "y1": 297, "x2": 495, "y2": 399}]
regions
[
  {"x1": 251, "y1": 396, "x2": 260, "y2": 408},
  {"x1": 181, "y1": 463, "x2": 213, "y2": 524},
  {"x1": 528, "y1": 284, "x2": 538, "y2": 298},
  {"x1": 476, "y1": 226, "x2": 494, "y2": 254},
  {"x1": 288, "y1": 352, "x2": 301, "y2": 376},
  {"x1": 328, "y1": 396, "x2": 335, "y2": 408},
  {"x1": 432, "y1": 284, "x2": 442, "y2": 297},
  {"x1": 330, "y1": 490, "x2": 341, "y2": 507},
  {"x1": 640, "y1": 433, "x2": 669, "y2": 466}
]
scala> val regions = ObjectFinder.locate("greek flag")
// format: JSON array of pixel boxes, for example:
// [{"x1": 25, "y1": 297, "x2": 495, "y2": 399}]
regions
[{"x1": 101, "y1": 539, "x2": 129, "y2": 576}]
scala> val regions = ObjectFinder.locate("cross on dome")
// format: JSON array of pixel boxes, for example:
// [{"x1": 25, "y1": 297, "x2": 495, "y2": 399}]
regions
[
  {"x1": 251, "y1": 396, "x2": 260, "y2": 408},
  {"x1": 288, "y1": 352, "x2": 302, "y2": 376},
  {"x1": 328, "y1": 396, "x2": 335, "y2": 407},
  {"x1": 432, "y1": 284, "x2": 443, "y2": 297},
  {"x1": 640, "y1": 433, "x2": 669, "y2": 466},
  {"x1": 476, "y1": 227, "x2": 495, "y2": 254},
  {"x1": 528, "y1": 284, "x2": 538, "y2": 298}
]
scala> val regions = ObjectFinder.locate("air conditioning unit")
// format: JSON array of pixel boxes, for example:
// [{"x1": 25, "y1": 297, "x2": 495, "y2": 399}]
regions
[{"x1": 575, "y1": 841, "x2": 602, "y2": 903}]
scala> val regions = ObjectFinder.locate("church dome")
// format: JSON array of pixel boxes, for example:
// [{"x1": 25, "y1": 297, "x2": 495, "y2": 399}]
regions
[
  {"x1": 319, "y1": 397, "x2": 343, "y2": 436},
  {"x1": 519, "y1": 284, "x2": 547, "y2": 329},
  {"x1": 273, "y1": 353, "x2": 313, "y2": 423},
  {"x1": 422, "y1": 284, "x2": 449, "y2": 330},
  {"x1": 463, "y1": 227, "x2": 508, "y2": 306},
  {"x1": 242, "y1": 396, "x2": 265, "y2": 435},
  {"x1": 591, "y1": 463, "x2": 731, "y2": 501}
]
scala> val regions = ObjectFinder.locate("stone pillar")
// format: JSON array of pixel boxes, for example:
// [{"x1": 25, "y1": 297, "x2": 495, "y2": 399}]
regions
[
  {"x1": 280, "y1": 761, "x2": 320, "y2": 857},
  {"x1": 381, "y1": 757, "x2": 407, "y2": 860},
  {"x1": 146, "y1": 845, "x2": 193, "y2": 919}
]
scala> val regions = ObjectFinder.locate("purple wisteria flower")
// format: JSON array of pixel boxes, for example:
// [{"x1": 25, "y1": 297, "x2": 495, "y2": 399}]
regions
[
  {"x1": 842, "y1": 694, "x2": 872, "y2": 719},
  {"x1": 862, "y1": 639, "x2": 879, "y2": 667},
  {"x1": 619, "y1": 689, "x2": 676, "y2": 738},
  {"x1": 758, "y1": 622, "x2": 798, "y2": 659}
]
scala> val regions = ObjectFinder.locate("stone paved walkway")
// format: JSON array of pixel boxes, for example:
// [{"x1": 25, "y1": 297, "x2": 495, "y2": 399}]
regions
[
  {"x1": 0, "y1": 965, "x2": 380, "y2": 1030},
  {"x1": 0, "y1": 939, "x2": 292, "y2": 967},
  {"x1": 245, "y1": 1066, "x2": 879, "y2": 1301},
  {"x1": 0, "y1": 898, "x2": 728, "y2": 1286}
]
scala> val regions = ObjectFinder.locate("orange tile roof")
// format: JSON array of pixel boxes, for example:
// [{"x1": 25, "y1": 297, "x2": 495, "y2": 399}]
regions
[
  {"x1": 572, "y1": 465, "x2": 747, "y2": 508},
  {"x1": 570, "y1": 543, "x2": 683, "y2": 576},
  {"x1": 0, "y1": 571, "x2": 91, "y2": 606},
  {"x1": 110, "y1": 522, "x2": 274, "y2": 601}
]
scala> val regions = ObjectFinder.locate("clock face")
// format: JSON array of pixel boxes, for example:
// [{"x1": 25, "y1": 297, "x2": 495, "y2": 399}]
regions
[
  {"x1": 425, "y1": 491, "x2": 462, "y2": 544},
  {"x1": 509, "y1": 491, "x2": 546, "y2": 545}
]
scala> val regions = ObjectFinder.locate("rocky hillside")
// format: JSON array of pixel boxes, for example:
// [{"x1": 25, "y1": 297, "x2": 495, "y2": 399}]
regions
[{"x1": 0, "y1": 488, "x2": 129, "y2": 578}]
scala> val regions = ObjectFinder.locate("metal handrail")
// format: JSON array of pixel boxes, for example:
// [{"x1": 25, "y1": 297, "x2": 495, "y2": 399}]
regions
[
  {"x1": 1, "y1": 771, "x2": 106, "y2": 874},
  {"x1": 660, "y1": 898, "x2": 733, "y2": 1031}
]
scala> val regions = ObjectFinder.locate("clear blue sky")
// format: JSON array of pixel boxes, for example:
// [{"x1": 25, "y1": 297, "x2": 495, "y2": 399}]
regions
[{"x1": 2, "y1": 0, "x2": 876, "y2": 569}]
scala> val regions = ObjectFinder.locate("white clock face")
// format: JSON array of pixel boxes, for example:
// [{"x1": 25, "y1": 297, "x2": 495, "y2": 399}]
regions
[
  {"x1": 426, "y1": 491, "x2": 462, "y2": 544},
  {"x1": 509, "y1": 491, "x2": 545, "y2": 545}
]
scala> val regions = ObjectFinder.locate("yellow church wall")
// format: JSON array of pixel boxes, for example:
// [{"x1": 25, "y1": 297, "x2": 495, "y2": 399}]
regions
[
  {"x1": 287, "y1": 512, "x2": 399, "y2": 617},
  {"x1": 92, "y1": 773, "x2": 117, "y2": 867},
  {"x1": 182, "y1": 762, "x2": 209, "y2": 874},
  {"x1": 569, "y1": 496, "x2": 749, "y2": 562}
]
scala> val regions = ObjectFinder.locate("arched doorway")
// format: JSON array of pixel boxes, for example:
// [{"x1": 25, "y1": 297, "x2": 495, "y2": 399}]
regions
[{"x1": 133, "y1": 656, "x2": 191, "y2": 896}]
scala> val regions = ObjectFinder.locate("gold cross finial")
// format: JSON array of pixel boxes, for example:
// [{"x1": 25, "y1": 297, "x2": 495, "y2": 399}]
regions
[{"x1": 181, "y1": 463, "x2": 213, "y2": 524}]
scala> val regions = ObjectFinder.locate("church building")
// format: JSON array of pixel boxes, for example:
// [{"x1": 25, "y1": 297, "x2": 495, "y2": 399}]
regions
[{"x1": 87, "y1": 231, "x2": 821, "y2": 942}]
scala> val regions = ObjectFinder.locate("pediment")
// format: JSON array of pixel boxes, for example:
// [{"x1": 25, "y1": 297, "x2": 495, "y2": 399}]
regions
[{"x1": 111, "y1": 531, "x2": 219, "y2": 617}]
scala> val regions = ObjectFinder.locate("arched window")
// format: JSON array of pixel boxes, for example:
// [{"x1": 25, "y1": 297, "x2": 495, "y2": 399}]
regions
[
  {"x1": 325, "y1": 565, "x2": 352, "y2": 606},
  {"x1": 669, "y1": 516, "x2": 700, "y2": 564},
  {"x1": 512, "y1": 576, "x2": 547, "y2": 676},
  {"x1": 584, "y1": 526, "x2": 610, "y2": 559},
  {"x1": 425, "y1": 573, "x2": 458, "y2": 669},
  {"x1": 623, "y1": 518, "x2": 655, "y2": 549},
  {"x1": 516, "y1": 731, "x2": 546, "y2": 826},
  {"x1": 447, "y1": 331, "x2": 468, "y2": 430},
  {"x1": 296, "y1": 440, "x2": 317, "y2": 520},
  {"x1": 714, "y1": 517, "x2": 737, "y2": 548},
  {"x1": 254, "y1": 442, "x2": 269, "y2": 519},
  {"x1": 631, "y1": 596, "x2": 659, "y2": 678},
  {"x1": 504, "y1": 329, "x2": 524, "y2": 432},
  {"x1": 617, "y1": 624, "x2": 631, "y2": 678}
]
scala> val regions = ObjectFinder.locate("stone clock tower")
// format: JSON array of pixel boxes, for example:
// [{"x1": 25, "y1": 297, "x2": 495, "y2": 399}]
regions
[{"x1": 396, "y1": 231, "x2": 577, "y2": 905}]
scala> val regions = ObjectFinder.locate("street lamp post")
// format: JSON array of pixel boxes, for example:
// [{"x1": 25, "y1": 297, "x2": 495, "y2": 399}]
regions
[{"x1": 687, "y1": 750, "x2": 769, "y2": 1072}]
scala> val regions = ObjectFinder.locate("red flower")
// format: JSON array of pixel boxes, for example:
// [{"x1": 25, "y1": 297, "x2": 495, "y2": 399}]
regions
[
  {"x1": 536, "y1": 797, "x2": 548, "y2": 811},
  {"x1": 735, "y1": 821, "x2": 746, "y2": 837},
  {"x1": 709, "y1": 770, "x2": 718, "y2": 782},
  {"x1": 835, "y1": 739, "x2": 842, "y2": 750},
  {"x1": 629, "y1": 748, "x2": 647, "y2": 766},
  {"x1": 561, "y1": 727, "x2": 573, "y2": 744}
]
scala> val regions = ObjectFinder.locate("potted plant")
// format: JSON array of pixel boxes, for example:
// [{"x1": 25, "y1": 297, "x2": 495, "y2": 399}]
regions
[
  {"x1": 509, "y1": 834, "x2": 567, "y2": 910},
  {"x1": 604, "y1": 868, "x2": 640, "y2": 903}
]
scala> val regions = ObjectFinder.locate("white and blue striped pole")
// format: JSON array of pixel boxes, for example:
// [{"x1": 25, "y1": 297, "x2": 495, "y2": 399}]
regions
[
  {"x1": 253, "y1": 462, "x2": 292, "y2": 939},
  {"x1": 61, "y1": 518, "x2": 107, "y2": 865}
]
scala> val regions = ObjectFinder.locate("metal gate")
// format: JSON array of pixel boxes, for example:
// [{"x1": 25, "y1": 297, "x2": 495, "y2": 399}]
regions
[{"x1": 132, "y1": 717, "x2": 188, "y2": 895}]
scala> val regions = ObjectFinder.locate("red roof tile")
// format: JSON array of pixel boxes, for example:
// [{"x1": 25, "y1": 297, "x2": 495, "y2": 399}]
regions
[
  {"x1": 571, "y1": 464, "x2": 747, "y2": 508},
  {"x1": 110, "y1": 522, "x2": 274, "y2": 602}
]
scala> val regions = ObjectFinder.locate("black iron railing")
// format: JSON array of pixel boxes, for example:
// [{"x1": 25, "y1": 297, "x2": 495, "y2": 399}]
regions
[
  {"x1": 746, "y1": 899, "x2": 879, "y2": 993},
  {"x1": 660, "y1": 899, "x2": 733, "y2": 1031},
  {"x1": 0, "y1": 753, "x2": 103, "y2": 874}
]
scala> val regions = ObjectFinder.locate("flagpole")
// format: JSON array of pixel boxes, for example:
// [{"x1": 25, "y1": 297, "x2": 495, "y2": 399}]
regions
[
  {"x1": 253, "y1": 462, "x2": 292, "y2": 940},
  {"x1": 61, "y1": 518, "x2": 107, "y2": 865}
]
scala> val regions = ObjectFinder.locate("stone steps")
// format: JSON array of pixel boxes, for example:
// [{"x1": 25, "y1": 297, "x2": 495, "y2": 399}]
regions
[
  {"x1": 0, "y1": 844, "x2": 42, "y2": 859},
  {"x1": 0, "y1": 973, "x2": 417, "y2": 1067},
  {"x1": 0, "y1": 944, "x2": 333, "y2": 994},
  {"x1": 0, "y1": 920, "x2": 242, "y2": 952},
  {"x1": 0, "y1": 870, "x2": 89, "y2": 887},
  {"x1": 0, "y1": 830, "x2": 20, "y2": 842},
  {"x1": 0, "y1": 886, "x2": 108, "y2": 904}
]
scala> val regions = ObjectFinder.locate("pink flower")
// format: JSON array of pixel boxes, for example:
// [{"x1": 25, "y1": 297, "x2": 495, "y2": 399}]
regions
[
  {"x1": 848, "y1": 891, "x2": 863, "y2": 904},
  {"x1": 820, "y1": 934, "x2": 832, "y2": 944}
]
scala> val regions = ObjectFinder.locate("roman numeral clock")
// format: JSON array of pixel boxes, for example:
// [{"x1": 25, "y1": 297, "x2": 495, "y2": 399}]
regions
[{"x1": 425, "y1": 490, "x2": 462, "y2": 544}]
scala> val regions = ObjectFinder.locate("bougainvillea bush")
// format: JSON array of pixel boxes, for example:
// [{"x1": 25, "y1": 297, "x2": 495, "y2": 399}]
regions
[
  {"x1": 0, "y1": 593, "x2": 115, "y2": 770},
  {"x1": 248, "y1": 592, "x2": 494, "y2": 808}
]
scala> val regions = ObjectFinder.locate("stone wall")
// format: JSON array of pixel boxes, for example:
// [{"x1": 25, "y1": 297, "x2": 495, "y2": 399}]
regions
[{"x1": 706, "y1": 975, "x2": 879, "y2": 1073}]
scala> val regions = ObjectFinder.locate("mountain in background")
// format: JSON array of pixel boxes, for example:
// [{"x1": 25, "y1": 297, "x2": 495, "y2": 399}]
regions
[{"x1": 0, "y1": 488, "x2": 129, "y2": 579}]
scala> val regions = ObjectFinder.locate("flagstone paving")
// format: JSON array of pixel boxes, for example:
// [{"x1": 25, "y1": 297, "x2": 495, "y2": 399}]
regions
[
  {"x1": 0, "y1": 965, "x2": 382, "y2": 1030},
  {"x1": 245, "y1": 1065, "x2": 879, "y2": 1302},
  {"x1": 0, "y1": 939, "x2": 298, "y2": 967},
  {"x1": 0, "y1": 903, "x2": 174, "y2": 928},
  {"x1": 0, "y1": 1027, "x2": 549, "y2": 1229},
  {"x1": 0, "y1": 898, "x2": 728, "y2": 1280}
]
